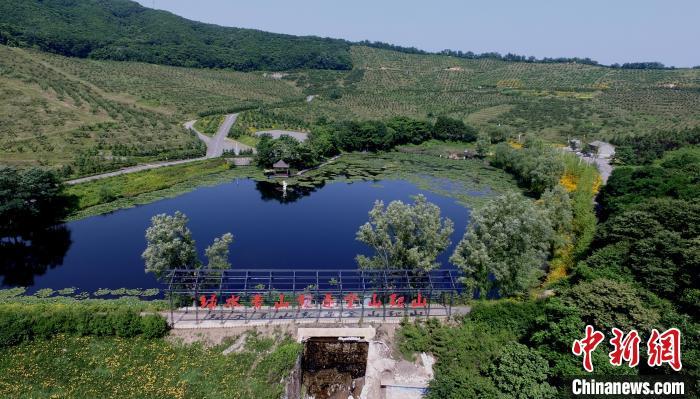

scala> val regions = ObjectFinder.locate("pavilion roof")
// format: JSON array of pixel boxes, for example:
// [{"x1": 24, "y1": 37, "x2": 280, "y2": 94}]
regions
[{"x1": 273, "y1": 160, "x2": 289, "y2": 168}]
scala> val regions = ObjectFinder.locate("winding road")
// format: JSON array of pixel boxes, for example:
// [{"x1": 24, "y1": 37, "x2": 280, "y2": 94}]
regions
[
  {"x1": 67, "y1": 113, "x2": 253, "y2": 185},
  {"x1": 184, "y1": 113, "x2": 254, "y2": 158}
]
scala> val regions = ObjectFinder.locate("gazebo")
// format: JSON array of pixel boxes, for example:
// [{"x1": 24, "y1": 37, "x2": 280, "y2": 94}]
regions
[{"x1": 273, "y1": 160, "x2": 290, "y2": 177}]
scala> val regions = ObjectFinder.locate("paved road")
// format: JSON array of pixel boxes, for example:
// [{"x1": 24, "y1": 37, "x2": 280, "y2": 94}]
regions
[
  {"x1": 67, "y1": 114, "x2": 252, "y2": 185},
  {"x1": 562, "y1": 144, "x2": 615, "y2": 185},
  {"x1": 166, "y1": 305, "x2": 471, "y2": 329},
  {"x1": 66, "y1": 157, "x2": 208, "y2": 185},
  {"x1": 185, "y1": 113, "x2": 254, "y2": 157}
]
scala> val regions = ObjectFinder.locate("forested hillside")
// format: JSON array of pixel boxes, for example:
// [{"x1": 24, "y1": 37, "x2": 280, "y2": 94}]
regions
[{"x1": 0, "y1": 0, "x2": 352, "y2": 71}]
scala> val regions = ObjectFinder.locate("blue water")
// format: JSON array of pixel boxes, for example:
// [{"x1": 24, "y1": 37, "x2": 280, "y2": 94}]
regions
[{"x1": 1, "y1": 179, "x2": 471, "y2": 292}]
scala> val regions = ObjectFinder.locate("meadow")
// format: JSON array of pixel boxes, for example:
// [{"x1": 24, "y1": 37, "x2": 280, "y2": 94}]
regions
[{"x1": 0, "y1": 333, "x2": 300, "y2": 399}]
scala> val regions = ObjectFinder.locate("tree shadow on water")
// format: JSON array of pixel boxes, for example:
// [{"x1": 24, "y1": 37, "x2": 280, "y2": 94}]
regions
[
  {"x1": 255, "y1": 180, "x2": 322, "y2": 204},
  {"x1": 0, "y1": 225, "x2": 72, "y2": 287}
]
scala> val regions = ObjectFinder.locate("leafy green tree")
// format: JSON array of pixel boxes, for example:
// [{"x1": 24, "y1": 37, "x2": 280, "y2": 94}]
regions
[
  {"x1": 541, "y1": 184, "x2": 573, "y2": 250},
  {"x1": 205, "y1": 233, "x2": 234, "y2": 269},
  {"x1": 475, "y1": 133, "x2": 491, "y2": 158},
  {"x1": 589, "y1": 202, "x2": 699, "y2": 304},
  {"x1": 490, "y1": 142, "x2": 564, "y2": 195},
  {"x1": 485, "y1": 342, "x2": 557, "y2": 399},
  {"x1": 356, "y1": 195, "x2": 453, "y2": 272},
  {"x1": 433, "y1": 116, "x2": 477, "y2": 142},
  {"x1": 561, "y1": 279, "x2": 660, "y2": 331},
  {"x1": 450, "y1": 193, "x2": 553, "y2": 297},
  {"x1": 529, "y1": 299, "x2": 637, "y2": 378},
  {"x1": 255, "y1": 134, "x2": 275, "y2": 167},
  {"x1": 0, "y1": 167, "x2": 75, "y2": 239},
  {"x1": 142, "y1": 212, "x2": 199, "y2": 277},
  {"x1": 386, "y1": 117, "x2": 432, "y2": 145},
  {"x1": 308, "y1": 126, "x2": 339, "y2": 158},
  {"x1": 271, "y1": 135, "x2": 301, "y2": 164},
  {"x1": 142, "y1": 212, "x2": 235, "y2": 277}
]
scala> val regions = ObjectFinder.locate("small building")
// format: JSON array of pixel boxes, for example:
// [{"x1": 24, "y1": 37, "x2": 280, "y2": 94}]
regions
[
  {"x1": 587, "y1": 141, "x2": 616, "y2": 159},
  {"x1": 463, "y1": 149, "x2": 478, "y2": 159},
  {"x1": 273, "y1": 160, "x2": 290, "y2": 177},
  {"x1": 569, "y1": 139, "x2": 582, "y2": 151}
]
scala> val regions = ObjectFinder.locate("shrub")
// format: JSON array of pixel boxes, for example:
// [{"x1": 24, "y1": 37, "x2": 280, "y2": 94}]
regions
[
  {"x1": 141, "y1": 314, "x2": 169, "y2": 339},
  {"x1": 110, "y1": 309, "x2": 143, "y2": 337},
  {"x1": 31, "y1": 306, "x2": 73, "y2": 339},
  {"x1": 0, "y1": 304, "x2": 167, "y2": 347},
  {"x1": 89, "y1": 313, "x2": 114, "y2": 336},
  {"x1": 0, "y1": 308, "x2": 31, "y2": 347}
]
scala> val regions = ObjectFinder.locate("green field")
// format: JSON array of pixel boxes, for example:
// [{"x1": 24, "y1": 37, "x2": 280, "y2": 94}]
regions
[{"x1": 0, "y1": 333, "x2": 300, "y2": 399}]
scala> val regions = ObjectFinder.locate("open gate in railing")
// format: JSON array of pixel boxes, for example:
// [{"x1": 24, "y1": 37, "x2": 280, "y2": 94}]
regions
[{"x1": 162, "y1": 268, "x2": 461, "y2": 325}]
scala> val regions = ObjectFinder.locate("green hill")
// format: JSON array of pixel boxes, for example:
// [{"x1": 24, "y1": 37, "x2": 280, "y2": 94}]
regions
[
  {"x1": 0, "y1": 0, "x2": 352, "y2": 71},
  {"x1": 2, "y1": 43, "x2": 699, "y2": 175}
]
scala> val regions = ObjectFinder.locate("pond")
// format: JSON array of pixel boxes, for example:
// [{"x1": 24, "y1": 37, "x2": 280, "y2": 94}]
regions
[{"x1": 1, "y1": 179, "x2": 472, "y2": 293}]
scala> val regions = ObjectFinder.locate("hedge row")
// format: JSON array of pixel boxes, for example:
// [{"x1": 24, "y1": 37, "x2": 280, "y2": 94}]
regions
[{"x1": 0, "y1": 304, "x2": 169, "y2": 347}]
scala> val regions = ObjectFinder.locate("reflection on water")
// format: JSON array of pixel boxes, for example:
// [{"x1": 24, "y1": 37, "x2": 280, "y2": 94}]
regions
[
  {"x1": 2, "y1": 179, "x2": 470, "y2": 293},
  {"x1": 255, "y1": 180, "x2": 323, "y2": 204},
  {"x1": 0, "y1": 225, "x2": 71, "y2": 286}
]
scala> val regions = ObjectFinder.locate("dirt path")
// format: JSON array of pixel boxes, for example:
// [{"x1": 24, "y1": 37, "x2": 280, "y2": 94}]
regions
[{"x1": 66, "y1": 114, "x2": 252, "y2": 185}]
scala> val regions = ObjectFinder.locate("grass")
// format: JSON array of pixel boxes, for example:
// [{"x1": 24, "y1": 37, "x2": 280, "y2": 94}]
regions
[
  {"x1": 236, "y1": 135, "x2": 260, "y2": 147},
  {"x1": 65, "y1": 159, "x2": 265, "y2": 219},
  {"x1": 193, "y1": 115, "x2": 224, "y2": 136},
  {"x1": 0, "y1": 333, "x2": 300, "y2": 399}
]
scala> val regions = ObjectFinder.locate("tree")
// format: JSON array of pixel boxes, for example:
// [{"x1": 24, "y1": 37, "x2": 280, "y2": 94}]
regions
[
  {"x1": 541, "y1": 185, "x2": 573, "y2": 250},
  {"x1": 589, "y1": 203, "x2": 699, "y2": 301},
  {"x1": 433, "y1": 116, "x2": 477, "y2": 142},
  {"x1": 450, "y1": 193, "x2": 553, "y2": 297},
  {"x1": 255, "y1": 134, "x2": 275, "y2": 167},
  {"x1": 529, "y1": 299, "x2": 635, "y2": 378},
  {"x1": 355, "y1": 195, "x2": 454, "y2": 272},
  {"x1": 271, "y1": 135, "x2": 301, "y2": 164},
  {"x1": 142, "y1": 212, "x2": 235, "y2": 277},
  {"x1": 561, "y1": 279, "x2": 660, "y2": 331},
  {"x1": 485, "y1": 342, "x2": 557, "y2": 399},
  {"x1": 205, "y1": 233, "x2": 234, "y2": 269},
  {"x1": 142, "y1": 212, "x2": 199, "y2": 277},
  {"x1": 475, "y1": 133, "x2": 491, "y2": 158},
  {"x1": 0, "y1": 167, "x2": 75, "y2": 239}
]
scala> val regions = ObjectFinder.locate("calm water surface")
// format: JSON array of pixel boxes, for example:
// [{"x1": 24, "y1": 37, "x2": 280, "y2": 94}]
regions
[{"x1": 2, "y1": 179, "x2": 471, "y2": 292}]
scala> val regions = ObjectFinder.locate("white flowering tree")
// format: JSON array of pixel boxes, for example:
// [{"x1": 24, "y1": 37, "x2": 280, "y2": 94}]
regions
[{"x1": 356, "y1": 194, "x2": 454, "y2": 272}]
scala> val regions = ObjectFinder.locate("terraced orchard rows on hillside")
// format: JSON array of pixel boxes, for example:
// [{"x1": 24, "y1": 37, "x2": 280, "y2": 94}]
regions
[
  {"x1": 2, "y1": 44, "x2": 699, "y2": 175},
  {"x1": 275, "y1": 47, "x2": 700, "y2": 139},
  {"x1": 0, "y1": 45, "x2": 301, "y2": 175}
]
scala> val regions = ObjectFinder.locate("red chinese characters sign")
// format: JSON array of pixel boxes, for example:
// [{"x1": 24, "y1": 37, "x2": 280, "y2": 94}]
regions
[
  {"x1": 572, "y1": 325, "x2": 682, "y2": 372},
  {"x1": 196, "y1": 292, "x2": 432, "y2": 311}
]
